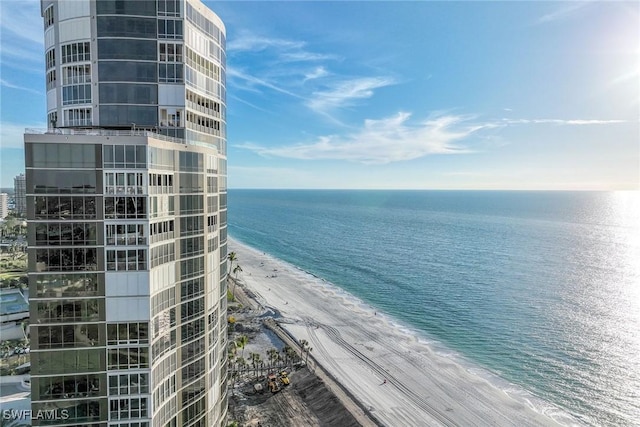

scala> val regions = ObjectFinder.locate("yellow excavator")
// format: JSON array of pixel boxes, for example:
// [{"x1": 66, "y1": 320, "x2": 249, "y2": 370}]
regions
[
  {"x1": 279, "y1": 371, "x2": 290, "y2": 386},
  {"x1": 267, "y1": 373, "x2": 281, "y2": 393}
]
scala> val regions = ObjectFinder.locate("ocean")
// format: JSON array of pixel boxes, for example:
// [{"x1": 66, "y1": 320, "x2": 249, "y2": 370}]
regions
[{"x1": 227, "y1": 189, "x2": 640, "y2": 426}]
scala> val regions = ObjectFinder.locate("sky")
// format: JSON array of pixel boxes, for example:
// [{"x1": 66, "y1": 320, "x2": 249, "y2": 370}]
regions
[{"x1": 0, "y1": 0, "x2": 638, "y2": 190}]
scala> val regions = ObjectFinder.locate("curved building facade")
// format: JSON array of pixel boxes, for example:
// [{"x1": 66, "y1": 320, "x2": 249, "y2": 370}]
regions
[{"x1": 26, "y1": 1, "x2": 229, "y2": 425}]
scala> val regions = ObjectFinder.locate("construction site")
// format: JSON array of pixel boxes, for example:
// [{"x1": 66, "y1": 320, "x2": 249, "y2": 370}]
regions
[{"x1": 226, "y1": 283, "x2": 366, "y2": 427}]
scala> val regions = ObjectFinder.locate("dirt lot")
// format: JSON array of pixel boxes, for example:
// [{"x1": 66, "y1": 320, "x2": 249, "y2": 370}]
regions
[
  {"x1": 229, "y1": 368, "x2": 361, "y2": 427},
  {"x1": 226, "y1": 283, "x2": 364, "y2": 427}
]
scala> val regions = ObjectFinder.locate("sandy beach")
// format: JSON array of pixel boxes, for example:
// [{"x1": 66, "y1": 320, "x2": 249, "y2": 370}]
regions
[{"x1": 228, "y1": 237, "x2": 574, "y2": 427}]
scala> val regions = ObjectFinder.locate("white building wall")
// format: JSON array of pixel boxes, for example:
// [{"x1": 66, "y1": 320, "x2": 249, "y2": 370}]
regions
[
  {"x1": 158, "y1": 84, "x2": 186, "y2": 107},
  {"x1": 57, "y1": 0, "x2": 90, "y2": 21},
  {"x1": 105, "y1": 271, "x2": 151, "y2": 297},
  {"x1": 44, "y1": 27, "x2": 55, "y2": 50},
  {"x1": 150, "y1": 262, "x2": 177, "y2": 294},
  {"x1": 58, "y1": 17, "x2": 91, "y2": 43},
  {"x1": 46, "y1": 90, "x2": 57, "y2": 113},
  {"x1": 105, "y1": 297, "x2": 151, "y2": 322}
]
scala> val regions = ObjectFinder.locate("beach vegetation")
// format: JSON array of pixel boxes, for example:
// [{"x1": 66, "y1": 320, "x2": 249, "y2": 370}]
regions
[
  {"x1": 236, "y1": 335, "x2": 249, "y2": 359},
  {"x1": 266, "y1": 348, "x2": 280, "y2": 367},
  {"x1": 227, "y1": 251, "x2": 237, "y2": 279},
  {"x1": 228, "y1": 341, "x2": 237, "y2": 360},
  {"x1": 233, "y1": 264, "x2": 243, "y2": 279},
  {"x1": 300, "y1": 339, "x2": 313, "y2": 367},
  {"x1": 249, "y1": 352, "x2": 265, "y2": 378},
  {"x1": 282, "y1": 345, "x2": 298, "y2": 365},
  {"x1": 0, "y1": 250, "x2": 27, "y2": 289}
]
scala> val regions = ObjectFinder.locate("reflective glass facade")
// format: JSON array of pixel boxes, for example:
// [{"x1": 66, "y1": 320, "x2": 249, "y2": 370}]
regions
[{"x1": 28, "y1": 0, "x2": 228, "y2": 425}]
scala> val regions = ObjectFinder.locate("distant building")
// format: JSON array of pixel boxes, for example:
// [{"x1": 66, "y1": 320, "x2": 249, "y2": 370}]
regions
[
  {"x1": 13, "y1": 173, "x2": 26, "y2": 216},
  {"x1": 0, "y1": 193, "x2": 8, "y2": 219},
  {"x1": 24, "y1": 0, "x2": 229, "y2": 426}
]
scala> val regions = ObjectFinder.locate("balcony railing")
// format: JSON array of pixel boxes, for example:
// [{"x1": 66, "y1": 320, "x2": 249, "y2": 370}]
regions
[{"x1": 25, "y1": 128, "x2": 187, "y2": 145}]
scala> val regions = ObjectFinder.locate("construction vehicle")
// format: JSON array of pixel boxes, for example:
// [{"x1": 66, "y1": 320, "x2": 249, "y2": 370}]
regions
[
  {"x1": 279, "y1": 371, "x2": 290, "y2": 386},
  {"x1": 267, "y1": 373, "x2": 280, "y2": 393}
]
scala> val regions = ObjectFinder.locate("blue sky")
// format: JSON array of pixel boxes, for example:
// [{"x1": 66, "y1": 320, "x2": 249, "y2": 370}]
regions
[{"x1": 1, "y1": 1, "x2": 638, "y2": 190}]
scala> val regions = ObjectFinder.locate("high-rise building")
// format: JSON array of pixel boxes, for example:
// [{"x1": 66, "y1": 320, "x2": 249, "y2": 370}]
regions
[
  {"x1": 24, "y1": 1, "x2": 228, "y2": 425},
  {"x1": 0, "y1": 193, "x2": 8, "y2": 219},
  {"x1": 14, "y1": 173, "x2": 26, "y2": 216}
]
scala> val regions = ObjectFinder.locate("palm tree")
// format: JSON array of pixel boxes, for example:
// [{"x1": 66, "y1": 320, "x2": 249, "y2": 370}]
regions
[
  {"x1": 227, "y1": 252, "x2": 237, "y2": 280},
  {"x1": 249, "y1": 352, "x2": 262, "y2": 378},
  {"x1": 282, "y1": 345, "x2": 296, "y2": 365},
  {"x1": 231, "y1": 264, "x2": 243, "y2": 296},
  {"x1": 266, "y1": 348, "x2": 279, "y2": 369},
  {"x1": 306, "y1": 347, "x2": 313, "y2": 367},
  {"x1": 235, "y1": 335, "x2": 249, "y2": 359},
  {"x1": 233, "y1": 264, "x2": 243, "y2": 280},
  {"x1": 300, "y1": 339, "x2": 313, "y2": 367},
  {"x1": 236, "y1": 356, "x2": 246, "y2": 373},
  {"x1": 20, "y1": 321, "x2": 29, "y2": 341},
  {"x1": 227, "y1": 341, "x2": 237, "y2": 363}
]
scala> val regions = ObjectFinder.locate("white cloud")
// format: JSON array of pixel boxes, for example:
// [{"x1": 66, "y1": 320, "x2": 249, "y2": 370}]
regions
[
  {"x1": 536, "y1": 2, "x2": 594, "y2": 24},
  {"x1": 303, "y1": 67, "x2": 329, "y2": 83},
  {"x1": 237, "y1": 112, "x2": 486, "y2": 164},
  {"x1": 307, "y1": 77, "x2": 396, "y2": 113},
  {"x1": 279, "y1": 52, "x2": 337, "y2": 62},
  {"x1": 227, "y1": 33, "x2": 305, "y2": 52},
  {"x1": 502, "y1": 118, "x2": 628, "y2": 125},
  {"x1": 227, "y1": 67, "x2": 304, "y2": 98},
  {"x1": 228, "y1": 94, "x2": 272, "y2": 113},
  {"x1": 1, "y1": 79, "x2": 41, "y2": 94},
  {"x1": 1, "y1": 122, "x2": 47, "y2": 149},
  {"x1": 227, "y1": 30, "x2": 335, "y2": 63}
]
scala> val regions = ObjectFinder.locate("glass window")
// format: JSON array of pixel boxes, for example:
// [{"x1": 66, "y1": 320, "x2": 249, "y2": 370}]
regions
[
  {"x1": 44, "y1": 5, "x2": 54, "y2": 28},
  {"x1": 33, "y1": 170, "x2": 97, "y2": 194},
  {"x1": 61, "y1": 42, "x2": 90, "y2": 63},
  {"x1": 100, "y1": 105, "x2": 158, "y2": 127},
  {"x1": 98, "y1": 61, "x2": 157, "y2": 82},
  {"x1": 46, "y1": 49, "x2": 55, "y2": 69},
  {"x1": 97, "y1": 16, "x2": 156, "y2": 38},
  {"x1": 62, "y1": 65, "x2": 91, "y2": 85},
  {"x1": 96, "y1": 0, "x2": 156, "y2": 15},
  {"x1": 99, "y1": 83, "x2": 157, "y2": 104},
  {"x1": 35, "y1": 273, "x2": 99, "y2": 298},
  {"x1": 108, "y1": 372, "x2": 149, "y2": 395},
  {"x1": 36, "y1": 299, "x2": 100, "y2": 322},
  {"x1": 158, "y1": 0, "x2": 180, "y2": 17},
  {"x1": 97, "y1": 39, "x2": 157, "y2": 60},
  {"x1": 158, "y1": 19, "x2": 182, "y2": 39}
]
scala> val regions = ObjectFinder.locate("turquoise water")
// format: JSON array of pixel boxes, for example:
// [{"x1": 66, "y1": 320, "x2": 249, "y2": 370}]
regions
[{"x1": 228, "y1": 190, "x2": 640, "y2": 426}]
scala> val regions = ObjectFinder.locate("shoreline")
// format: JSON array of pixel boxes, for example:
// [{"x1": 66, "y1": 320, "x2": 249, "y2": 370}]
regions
[{"x1": 228, "y1": 237, "x2": 578, "y2": 426}]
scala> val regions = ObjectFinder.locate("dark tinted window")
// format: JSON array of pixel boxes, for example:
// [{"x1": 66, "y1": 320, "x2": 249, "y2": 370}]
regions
[
  {"x1": 99, "y1": 61, "x2": 157, "y2": 82},
  {"x1": 97, "y1": 16, "x2": 157, "y2": 38},
  {"x1": 97, "y1": 39, "x2": 156, "y2": 60},
  {"x1": 31, "y1": 143, "x2": 96, "y2": 168},
  {"x1": 96, "y1": 0, "x2": 156, "y2": 16},
  {"x1": 100, "y1": 105, "x2": 157, "y2": 127},
  {"x1": 100, "y1": 83, "x2": 157, "y2": 104},
  {"x1": 32, "y1": 170, "x2": 97, "y2": 194}
]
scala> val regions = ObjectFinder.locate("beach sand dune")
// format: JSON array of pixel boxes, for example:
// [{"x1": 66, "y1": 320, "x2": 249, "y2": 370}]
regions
[{"x1": 229, "y1": 238, "x2": 572, "y2": 427}]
